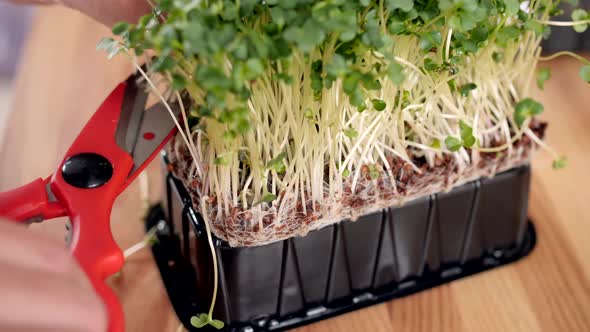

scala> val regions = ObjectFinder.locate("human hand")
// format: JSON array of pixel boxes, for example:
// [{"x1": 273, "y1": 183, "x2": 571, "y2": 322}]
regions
[
  {"x1": 8, "y1": 0, "x2": 151, "y2": 26},
  {"x1": 0, "y1": 219, "x2": 107, "y2": 332}
]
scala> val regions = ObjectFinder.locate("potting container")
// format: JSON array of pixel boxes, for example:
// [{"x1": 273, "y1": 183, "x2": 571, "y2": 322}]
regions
[{"x1": 146, "y1": 157, "x2": 536, "y2": 331}]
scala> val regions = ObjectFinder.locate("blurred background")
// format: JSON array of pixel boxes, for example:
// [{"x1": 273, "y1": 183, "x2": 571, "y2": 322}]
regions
[{"x1": 0, "y1": 3, "x2": 31, "y2": 145}]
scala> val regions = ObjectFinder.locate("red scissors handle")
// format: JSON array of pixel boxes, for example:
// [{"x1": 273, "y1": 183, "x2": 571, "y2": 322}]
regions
[
  {"x1": 0, "y1": 177, "x2": 64, "y2": 221},
  {"x1": 52, "y1": 82, "x2": 132, "y2": 332}
]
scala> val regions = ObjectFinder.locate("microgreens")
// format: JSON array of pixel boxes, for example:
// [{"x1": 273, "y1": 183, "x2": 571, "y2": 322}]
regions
[{"x1": 103, "y1": 0, "x2": 589, "y2": 250}]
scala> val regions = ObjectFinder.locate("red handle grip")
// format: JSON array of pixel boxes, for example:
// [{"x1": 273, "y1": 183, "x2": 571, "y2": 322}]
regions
[
  {"x1": 49, "y1": 82, "x2": 134, "y2": 332},
  {"x1": 0, "y1": 178, "x2": 65, "y2": 222},
  {"x1": 70, "y1": 206, "x2": 125, "y2": 332}
]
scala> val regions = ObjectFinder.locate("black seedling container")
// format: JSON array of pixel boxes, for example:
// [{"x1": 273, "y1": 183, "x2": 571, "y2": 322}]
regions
[{"x1": 146, "y1": 161, "x2": 536, "y2": 332}]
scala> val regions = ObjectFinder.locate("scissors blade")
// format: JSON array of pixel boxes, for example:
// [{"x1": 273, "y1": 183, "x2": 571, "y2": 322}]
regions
[
  {"x1": 114, "y1": 72, "x2": 182, "y2": 185},
  {"x1": 115, "y1": 75, "x2": 149, "y2": 155},
  {"x1": 128, "y1": 101, "x2": 180, "y2": 176}
]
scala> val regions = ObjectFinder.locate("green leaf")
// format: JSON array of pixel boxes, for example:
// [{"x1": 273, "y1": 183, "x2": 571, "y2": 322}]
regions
[
  {"x1": 112, "y1": 22, "x2": 129, "y2": 36},
  {"x1": 504, "y1": 0, "x2": 520, "y2": 16},
  {"x1": 253, "y1": 193, "x2": 278, "y2": 206},
  {"x1": 514, "y1": 98, "x2": 544, "y2": 128},
  {"x1": 536, "y1": 67, "x2": 551, "y2": 90},
  {"x1": 423, "y1": 58, "x2": 440, "y2": 72},
  {"x1": 342, "y1": 169, "x2": 351, "y2": 178},
  {"x1": 214, "y1": 156, "x2": 228, "y2": 166},
  {"x1": 459, "y1": 120, "x2": 476, "y2": 148},
  {"x1": 419, "y1": 31, "x2": 443, "y2": 52},
  {"x1": 244, "y1": 58, "x2": 265, "y2": 80},
  {"x1": 171, "y1": 73, "x2": 187, "y2": 90},
  {"x1": 344, "y1": 128, "x2": 359, "y2": 138},
  {"x1": 190, "y1": 314, "x2": 210, "y2": 328},
  {"x1": 152, "y1": 56, "x2": 175, "y2": 72},
  {"x1": 492, "y1": 51, "x2": 504, "y2": 63},
  {"x1": 357, "y1": 103, "x2": 368, "y2": 113},
  {"x1": 209, "y1": 319, "x2": 225, "y2": 330},
  {"x1": 431, "y1": 139, "x2": 441, "y2": 149},
  {"x1": 571, "y1": 9, "x2": 589, "y2": 33},
  {"x1": 579, "y1": 65, "x2": 590, "y2": 83},
  {"x1": 459, "y1": 120, "x2": 473, "y2": 139},
  {"x1": 459, "y1": 83, "x2": 477, "y2": 97},
  {"x1": 371, "y1": 99, "x2": 387, "y2": 111},
  {"x1": 445, "y1": 136, "x2": 462, "y2": 152},
  {"x1": 552, "y1": 156, "x2": 567, "y2": 169},
  {"x1": 369, "y1": 167, "x2": 380, "y2": 180},
  {"x1": 190, "y1": 314, "x2": 225, "y2": 330},
  {"x1": 496, "y1": 26, "x2": 520, "y2": 47},
  {"x1": 463, "y1": 135, "x2": 476, "y2": 148},
  {"x1": 96, "y1": 37, "x2": 121, "y2": 59},
  {"x1": 96, "y1": 37, "x2": 116, "y2": 51},
  {"x1": 387, "y1": 61, "x2": 405, "y2": 85},
  {"x1": 386, "y1": 0, "x2": 414, "y2": 12},
  {"x1": 266, "y1": 152, "x2": 287, "y2": 173}
]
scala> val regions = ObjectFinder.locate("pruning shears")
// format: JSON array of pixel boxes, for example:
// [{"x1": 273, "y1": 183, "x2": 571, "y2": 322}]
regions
[{"x1": 0, "y1": 72, "x2": 181, "y2": 332}]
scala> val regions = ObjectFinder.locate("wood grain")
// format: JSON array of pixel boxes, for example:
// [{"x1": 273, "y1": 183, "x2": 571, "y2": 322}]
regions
[{"x1": 1, "y1": 7, "x2": 589, "y2": 332}]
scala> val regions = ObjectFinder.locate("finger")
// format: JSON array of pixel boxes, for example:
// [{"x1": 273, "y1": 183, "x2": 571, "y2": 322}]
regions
[
  {"x1": 0, "y1": 262, "x2": 107, "y2": 332},
  {"x1": 0, "y1": 220, "x2": 90, "y2": 289},
  {"x1": 0, "y1": 325, "x2": 96, "y2": 332},
  {"x1": 8, "y1": 0, "x2": 55, "y2": 4},
  {"x1": 61, "y1": 0, "x2": 152, "y2": 26}
]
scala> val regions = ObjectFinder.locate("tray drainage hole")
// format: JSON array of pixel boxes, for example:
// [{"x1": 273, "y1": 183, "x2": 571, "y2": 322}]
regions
[{"x1": 353, "y1": 292, "x2": 375, "y2": 304}]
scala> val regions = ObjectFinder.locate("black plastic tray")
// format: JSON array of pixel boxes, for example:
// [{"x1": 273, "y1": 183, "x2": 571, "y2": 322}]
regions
[{"x1": 146, "y1": 164, "x2": 536, "y2": 332}]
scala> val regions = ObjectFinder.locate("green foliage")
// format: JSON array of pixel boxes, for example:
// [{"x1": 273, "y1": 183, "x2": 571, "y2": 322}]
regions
[
  {"x1": 105, "y1": 0, "x2": 563, "y2": 139},
  {"x1": 514, "y1": 98, "x2": 544, "y2": 128},
  {"x1": 444, "y1": 136, "x2": 462, "y2": 152},
  {"x1": 419, "y1": 31, "x2": 442, "y2": 52},
  {"x1": 571, "y1": 9, "x2": 589, "y2": 33},
  {"x1": 552, "y1": 156, "x2": 567, "y2": 169},
  {"x1": 96, "y1": 37, "x2": 120, "y2": 59},
  {"x1": 371, "y1": 99, "x2": 387, "y2": 111},
  {"x1": 344, "y1": 128, "x2": 359, "y2": 139},
  {"x1": 444, "y1": 121, "x2": 476, "y2": 152},
  {"x1": 101, "y1": 0, "x2": 586, "y2": 172},
  {"x1": 580, "y1": 65, "x2": 590, "y2": 83},
  {"x1": 266, "y1": 152, "x2": 287, "y2": 174},
  {"x1": 253, "y1": 193, "x2": 279, "y2": 207},
  {"x1": 459, "y1": 120, "x2": 476, "y2": 148},
  {"x1": 459, "y1": 83, "x2": 477, "y2": 97},
  {"x1": 191, "y1": 313, "x2": 224, "y2": 330},
  {"x1": 536, "y1": 67, "x2": 551, "y2": 90}
]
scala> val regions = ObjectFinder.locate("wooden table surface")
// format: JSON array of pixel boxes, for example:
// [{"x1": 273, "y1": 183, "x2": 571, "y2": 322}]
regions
[{"x1": 1, "y1": 7, "x2": 589, "y2": 332}]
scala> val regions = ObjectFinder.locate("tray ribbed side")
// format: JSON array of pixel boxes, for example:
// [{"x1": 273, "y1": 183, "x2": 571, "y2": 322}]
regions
[{"x1": 154, "y1": 165, "x2": 534, "y2": 332}]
